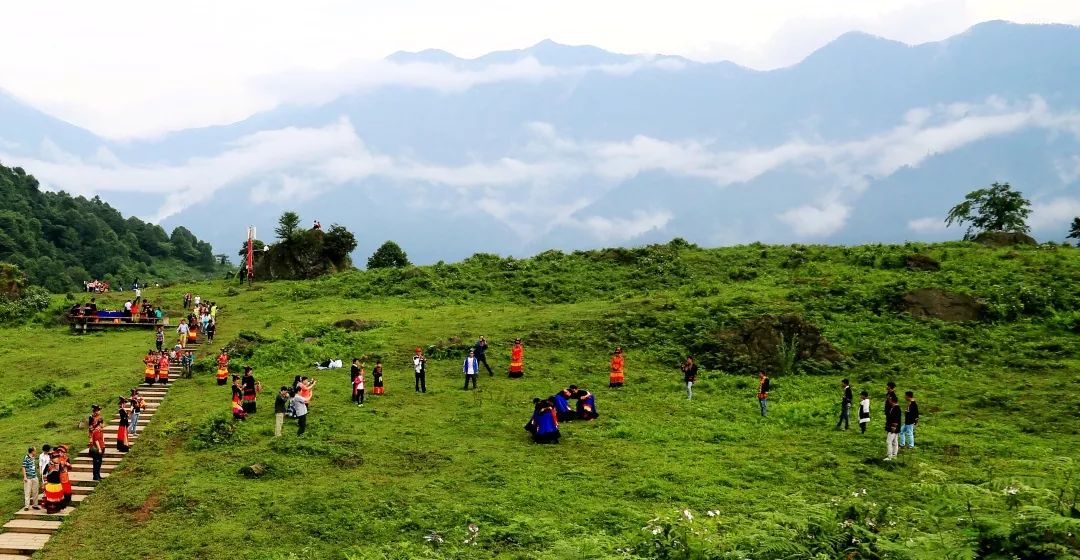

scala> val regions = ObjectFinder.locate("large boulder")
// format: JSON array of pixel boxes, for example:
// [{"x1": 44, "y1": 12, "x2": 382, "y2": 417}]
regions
[
  {"x1": 898, "y1": 288, "x2": 985, "y2": 322},
  {"x1": 692, "y1": 314, "x2": 844, "y2": 374},
  {"x1": 973, "y1": 231, "x2": 1037, "y2": 247}
]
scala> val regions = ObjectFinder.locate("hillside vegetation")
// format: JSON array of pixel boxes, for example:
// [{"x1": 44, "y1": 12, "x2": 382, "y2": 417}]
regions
[
  {"x1": 0, "y1": 163, "x2": 224, "y2": 291},
  {"x1": 2, "y1": 240, "x2": 1078, "y2": 559}
]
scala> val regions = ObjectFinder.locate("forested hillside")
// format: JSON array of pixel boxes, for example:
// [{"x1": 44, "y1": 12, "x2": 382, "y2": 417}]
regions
[{"x1": 0, "y1": 163, "x2": 222, "y2": 290}]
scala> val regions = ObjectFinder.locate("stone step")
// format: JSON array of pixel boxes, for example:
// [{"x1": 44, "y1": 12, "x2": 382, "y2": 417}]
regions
[
  {"x1": 3, "y1": 519, "x2": 61, "y2": 535},
  {"x1": 72, "y1": 456, "x2": 122, "y2": 465},
  {"x1": 68, "y1": 471, "x2": 109, "y2": 484},
  {"x1": 69, "y1": 463, "x2": 117, "y2": 473},
  {"x1": 0, "y1": 532, "x2": 50, "y2": 555},
  {"x1": 13, "y1": 508, "x2": 73, "y2": 521},
  {"x1": 77, "y1": 448, "x2": 125, "y2": 457},
  {"x1": 69, "y1": 486, "x2": 94, "y2": 496},
  {"x1": 0, "y1": 554, "x2": 32, "y2": 560}
]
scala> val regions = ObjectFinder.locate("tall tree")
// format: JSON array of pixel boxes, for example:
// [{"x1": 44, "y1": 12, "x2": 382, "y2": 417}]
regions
[
  {"x1": 275, "y1": 211, "x2": 301, "y2": 241},
  {"x1": 367, "y1": 241, "x2": 410, "y2": 269},
  {"x1": 323, "y1": 224, "x2": 357, "y2": 265},
  {"x1": 945, "y1": 182, "x2": 1031, "y2": 240}
]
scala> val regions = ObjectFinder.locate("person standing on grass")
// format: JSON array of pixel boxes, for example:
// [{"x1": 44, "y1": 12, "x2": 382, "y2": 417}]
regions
[
  {"x1": 352, "y1": 363, "x2": 366, "y2": 406},
  {"x1": 858, "y1": 391, "x2": 871, "y2": 434},
  {"x1": 298, "y1": 377, "x2": 316, "y2": 403},
  {"x1": 836, "y1": 378, "x2": 853, "y2": 430},
  {"x1": 474, "y1": 336, "x2": 494, "y2": 376},
  {"x1": 22, "y1": 447, "x2": 40, "y2": 511},
  {"x1": 372, "y1": 360, "x2": 384, "y2": 396},
  {"x1": 757, "y1": 371, "x2": 770, "y2": 416},
  {"x1": 884, "y1": 394, "x2": 901, "y2": 461},
  {"x1": 900, "y1": 391, "x2": 919, "y2": 449},
  {"x1": 217, "y1": 349, "x2": 230, "y2": 385},
  {"x1": 290, "y1": 389, "x2": 309, "y2": 436},
  {"x1": 884, "y1": 381, "x2": 896, "y2": 415},
  {"x1": 463, "y1": 349, "x2": 479, "y2": 390},
  {"x1": 681, "y1": 357, "x2": 698, "y2": 400},
  {"x1": 274, "y1": 386, "x2": 289, "y2": 437},
  {"x1": 609, "y1": 347, "x2": 625, "y2": 388},
  {"x1": 350, "y1": 358, "x2": 361, "y2": 384},
  {"x1": 413, "y1": 348, "x2": 427, "y2": 393},
  {"x1": 508, "y1": 339, "x2": 525, "y2": 378},
  {"x1": 241, "y1": 366, "x2": 259, "y2": 414}
]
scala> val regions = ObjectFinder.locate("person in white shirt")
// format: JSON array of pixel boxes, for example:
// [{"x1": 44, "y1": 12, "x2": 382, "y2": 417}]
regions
[
  {"x1": 176, "y1": 322, "x2": 189, "y2": 347},
  {"x1": 462, "y1": 349, "x2": 479, "y2": 390},
  {"x1": 858, "y1": 391, "x2": 871, "y2": 434},
  {"x1": 413, "y1": 348, "x2": 426, "y2": 393},
  {"x1": 194, "y1": 295, "x2": 201, "y2": 307}
]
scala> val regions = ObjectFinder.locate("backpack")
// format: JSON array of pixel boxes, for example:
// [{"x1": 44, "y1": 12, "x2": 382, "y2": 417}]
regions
[{"x1": 284, "y1": 400, "x2": 296, "y2": 418}]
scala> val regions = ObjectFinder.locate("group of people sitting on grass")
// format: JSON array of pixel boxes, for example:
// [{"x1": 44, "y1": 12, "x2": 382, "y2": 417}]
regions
[
  {"x1": 20, "y1": 443, "x2": 72, "y2": 514},
  {"x1": 525, "y1": 385, "x2": 599, "y2": 444}
]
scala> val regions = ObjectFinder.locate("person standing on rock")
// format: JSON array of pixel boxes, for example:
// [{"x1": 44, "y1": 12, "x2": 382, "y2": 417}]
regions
[
  {"x1": 609, "y1": 347, "x2": 625, "y2": 388},
  {"x1": 22, "y1": 447, "x2": 40, "y2": 511},
  {"x1": 463, "y1": 349, "x2": 479, "y2": 390},
  {"x1": 757, "y1": 371, "x2": 770, "y2": 416},
  {"x1": 884, "y1": 394, "x2": 902, "y2": 461},
  {"x1": 413, "y1": 348, "x2": 427, "y2": 393},
  {"x1": 836, "y1": 378, "x2": 852, "y2": 431},
  {"x1": 508, "y1": 339, "x2": 524, "y2": 378},
  {"x1": 474, "y1": 336, "x2": 494, "y2": 376},
  {"x1": 681, "y1": 357, "x2": 698, "y2": 400}
]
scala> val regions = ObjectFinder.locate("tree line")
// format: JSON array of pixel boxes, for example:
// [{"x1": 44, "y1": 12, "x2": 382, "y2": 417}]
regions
[{"x1": 0, "y1": 163, "x2": 221, "y2": 291}]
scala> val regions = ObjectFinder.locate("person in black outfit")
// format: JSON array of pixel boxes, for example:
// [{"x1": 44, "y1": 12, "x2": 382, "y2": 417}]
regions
[
  {"x1": 413, "y1": 348, "x2": 427, "y2": 393},
  {"x1": 350, "y1": 358, "x2": 361, "y2": 382},
  {"x1": 900, "y1": 391, "x2": 919, "y2": 449},
  {"x1": 474, "y1": 336, "x2": 494, "y2": 376},
  {"x1": 884, "y1": 381, "x2": 896, "y2": 414},
  {"x1": 836, "y1": 378, "x2": 852, "y2": 430}
]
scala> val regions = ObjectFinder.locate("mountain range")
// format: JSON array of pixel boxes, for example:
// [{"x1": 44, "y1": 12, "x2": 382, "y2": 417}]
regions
[{"x1": 2, "y1": 20, "x2": 1080, "y2": 263}]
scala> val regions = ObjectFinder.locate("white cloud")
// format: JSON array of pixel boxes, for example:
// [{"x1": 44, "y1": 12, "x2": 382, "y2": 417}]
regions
[
  {"x1": 1030, "y1": 197, "x2": 1080, "y2": 230},
  {"x1": 777, "y1": 203, "x2": 852, "y2": 237},
  {"x1": 6, "y1": 96, "x2": 1080, "y2": 243},
  {"x1": 569, "y1": 210, "x2": 674, "y2": 243},
  {"x1": 907, "y1": 216, "x2": 949, "y2": 233}
]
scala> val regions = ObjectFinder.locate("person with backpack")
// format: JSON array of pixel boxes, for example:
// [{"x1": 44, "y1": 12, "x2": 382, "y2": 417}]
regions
[{"x1": 757, "y1": 371, "x2": 771, "y2": 416}]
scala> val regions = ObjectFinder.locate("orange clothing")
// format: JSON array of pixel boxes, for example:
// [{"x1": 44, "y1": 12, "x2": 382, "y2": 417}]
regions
[{"x1": 609, "y1": 355, "x2": 625, "y2": 384}]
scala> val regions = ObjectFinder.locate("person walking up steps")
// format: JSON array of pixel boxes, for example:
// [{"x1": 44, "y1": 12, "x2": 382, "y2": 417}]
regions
[
  {"x1": 900, "y1": 391, "x2": 919, "y2": 449},
  {"x1": 155, "y1": 326, "x2": 164, "y2": 352},
  {"x1": 463, "y1": 349, "x2": 479, "y2": 390},
  {"x1": 475, "y1": 336, "x2": 494, "y2": 376},
  {"x1": 858, "y1": 391, "x2": 871, "y2": 434},
  {"x1": 884, "y1": 394, "x2": 901, "y2": 461},
  {"x1": 836, "y1": 378, "x2": 852, "y2": 430},
  {"x1": 413, "y1": 348, "x2": 427, "y2": 393}
]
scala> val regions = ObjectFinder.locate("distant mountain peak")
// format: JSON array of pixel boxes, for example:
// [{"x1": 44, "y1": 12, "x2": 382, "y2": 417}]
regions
[{"x1": 386, "y1": 48, "x2": 462, "y2": 65}]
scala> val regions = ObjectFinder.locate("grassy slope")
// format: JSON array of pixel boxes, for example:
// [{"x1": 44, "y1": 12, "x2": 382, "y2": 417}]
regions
[{"x1": 1, "y1": 242, "x2": 1077, "y2": 559}]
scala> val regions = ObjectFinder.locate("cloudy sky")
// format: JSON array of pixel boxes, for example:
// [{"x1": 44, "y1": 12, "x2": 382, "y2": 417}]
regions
[{"x1": 3, "y1": 0, "x2": 1080, "y2": 138}]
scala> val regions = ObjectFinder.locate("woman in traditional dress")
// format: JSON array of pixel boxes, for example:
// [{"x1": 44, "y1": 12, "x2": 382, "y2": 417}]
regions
[
  {"x1": 551, "y1": 388, "x2": 575, "y2": 421},
  {"x1": 42, "y1": 452, "x2": 65, "y2": 513},
  {"x1": 187, "y1": 317, "x2": 199, "y2": 345},
  {"x1": 216, "y1": 349, "x2": 229, "y2": 385},
  {"x1": 241, "y1": 366, "x2": 259, "y2": 414},
  {"x1": 569, "y1": 385, "x2": 599, "y2": 420},
  {"x1": 609, "y1": 346, "x2": 625, "y2": 388},
  {"x1": 157, "y1": 351, "x2": 171, "y2": 385},
  {"x1": 231, "y1": 376, "x2": 243, "y2": 407},
  {"x1": 372, "y1": 360, "x2": 384, "y2": 396},
  {"x1": 144, "y1": 350, "x2": 157, "y2": 385},
  {"x1": 116, "y1": 397, "x2": 131, "y2": 452},
  {"x1": 508, "y1": 339, "x2": 525, "y2": 378},
  {"x1": 525, "y1": 398, "x2": 560, "y2": 444},
  {"x1": 57, "y1": 445, "x2": 72, "y2": 507}
]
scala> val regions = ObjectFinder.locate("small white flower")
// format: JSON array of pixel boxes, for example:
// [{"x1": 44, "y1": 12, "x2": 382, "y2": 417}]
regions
[
  {"x1": 651, "y1": 527, "x2": 663, "y2": 535},
  {"x1": 860, "y1": 488, "x2": 867, "y2": 496},
  {"x1": 681, "y1": 509, "x2": 694, "y2": 522},
  {"x1": 706, "y1": 510, "x2": 719, "y2": 517}
]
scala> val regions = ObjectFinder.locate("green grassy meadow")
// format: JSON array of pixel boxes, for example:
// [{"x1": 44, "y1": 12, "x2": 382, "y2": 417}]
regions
[{"x1": 1, "y1": 241, "x2": 1078, "y2": 559}]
